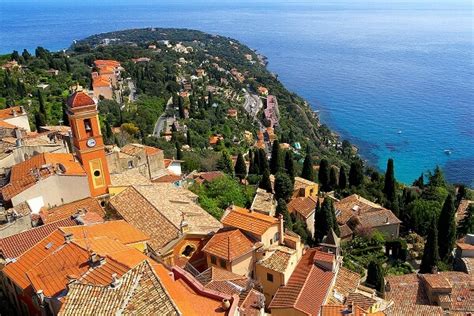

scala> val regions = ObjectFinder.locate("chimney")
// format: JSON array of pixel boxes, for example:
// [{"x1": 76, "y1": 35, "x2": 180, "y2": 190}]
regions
[
  {"x1": 12, "y1": 109, "x2": 17, "y2": 117},
  {"x1": 278, "y1": 214, "x2": 284, "y2": 245},
  {"x1": 90, "y1": 252, "x2": 100, "y2": 265},
  {"x1": 20, "y1": 106, "x2": 25, "y2": 114},
  {"x1": 36, "y1": 290, "x2": 45, "y2": 305},
  {"x1": 221, "y1": 299, "x2": 231, "y2": 310},
  {"x1": 64, "y1": 232, "x2": 73, "y2": 243},
  {"x1": 15, "y1": 139, "x2": 22, "y2": 148},
  {"x1": 14, "y1": 127, "x2": 22, "y2": 140},
  {"x1": 110, "y1": 273, "x2": 122, "y2": 288}
]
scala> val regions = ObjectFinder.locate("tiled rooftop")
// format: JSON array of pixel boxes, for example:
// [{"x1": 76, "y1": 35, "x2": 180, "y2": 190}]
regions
[
  {"x1": 202, "y1": 229, "x2": 255, "y2": 261},
  {"x1": 258, "y1": 247, "x2": 293, "y2": 273},
  {"x1": 110, "y1": 168, "x2": 152, "y2": 187},
  {"x1": 327, "y1": 267, "x2": 361, "y2": 305},
  {"x1": 221, "y1": 206, "x2": 278, "y2": 236},
  {"x1": 58, "y1": 260, "x2": 180, "y2": 316},
  {"x1": 270, "y1": 248, "x2": 335, "y2": 315},
  {"x1": 0, "y1": 217, "x2": 76, "y2": 260},
  {"x1": 40, "y1": 197, "x2": 104, "y2": 224},
  {"x1": 288, "y1": 196, "x2": 318, "y2": 218}
]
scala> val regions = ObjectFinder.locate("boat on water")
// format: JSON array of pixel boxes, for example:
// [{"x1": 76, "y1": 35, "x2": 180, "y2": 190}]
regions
[
  {"x1": 397, "y1": 130, "x2": 402, "y2": 134},
  {"x1": 444, "y1": 149, "x2": 452, "y2": 155}
]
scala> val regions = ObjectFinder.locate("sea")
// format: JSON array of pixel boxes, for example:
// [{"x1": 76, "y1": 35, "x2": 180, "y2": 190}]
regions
[{"x1": 1, "y1": 0, "x2": 473, "y2": 186}]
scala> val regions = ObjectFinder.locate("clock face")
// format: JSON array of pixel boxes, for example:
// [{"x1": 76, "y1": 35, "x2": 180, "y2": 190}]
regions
[{"x1": 87, "y1": 138, "x2": 97, "y2": 148}]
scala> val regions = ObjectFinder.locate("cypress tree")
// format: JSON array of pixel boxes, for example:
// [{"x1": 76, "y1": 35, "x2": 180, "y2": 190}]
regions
[
  {"x1": 259, "y1": 169, "x2": 272, "y2": 193},
  {"x1": 338, "y1": 165, "x2": 347, "y2": 190},
  {"x1": 438, "y1": 194, "x2": 456, "y2": 260},
  {"x1": 175, "y1": 142, "x2": 183, "y2": 160},
  {"x1": 37, "y1": 89, "x2": 47, "y2": 120},
  {"x1": 314, "y1": 199, "x2": 339, "y2": 242},
  {"x1": 301, "y1": 153, "x2": 314, "y2": 181},
  {"x1": 318, "y1": 159, "x2": 330, "y2": 191},
  {"x1": 276, "y1": 199, "x2": 293, "y2": 230},
  {"x1": 64, "y1": 56, "x2": 71, "y2": 73},
  {"x1": 329, "y1": 167, "x2": 338, "y2": 191},
  {"x1": 217, "y1": 151, "x2": 234, "y2": 175},
  {"x1": 413, "y1": 173, "x2": 424, "y2": 188},
  {"x1": 249, "y1": 150, "x2": 260, "y2": 175},
  {"x1": 349, "y1": 161, "x2": 363, "y2": 187},
  {"x1": 313, "y1": 199, "x2": 322, "y2": 243},
  {"x1": 274, "y1": 172, "x2": 293, "y2": 202},
  {"x1": 458, "y1": 204, "x2": 474, "y2": 237},
  {"x1": 34, "y1": 112, "x2": 46, "y2": 130},
  {"x1": 258, "y1": 149, "x2": 269, "y2": 174},
  {"x1": 270, "y1": 140, "x2": 282, "y2": 174},
  {"x1": 235, "y1": 153, "x2": 247, "y2": 181},
  {"x1": 22, "y1": 49, "x2": 31, "y2": 61},
  {"x1": 186, "y1": 130, "x2": 192, "y2": 147},
  {"x1": 383, "y1": 158, "x2": 397, "y2": 203},
  {"x1": 284, "y1": 150, "x2": 295, "y2": 183},
  {"x1": 420, "y1": 216, "x2": 440, "y2": 274},
  {"x1": 178, "y1": 96, "x2": 185, "y2": 119},
  {"x1": 366, "y1": 261, "x2": 385, "y2": 294}
]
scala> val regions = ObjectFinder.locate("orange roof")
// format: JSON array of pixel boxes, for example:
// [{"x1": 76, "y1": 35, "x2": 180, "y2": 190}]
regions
[
  {"x1": 94, "y1": 59, "x2": 121, "y2": 68},
  {"x1": 98, "y1": 65, "x2": 115, "y2": 74},
  {"x1": 209, "y1": 135, "x2": 223, "y2": 145},
  {"x1": 144, "y1": 145, "x2": 161, "y2": 156},
  {"x1": 59, "y1": 220, "x2": 150, "y2": 246},
  {"x1": 0, "y1": 106, "x2": 23, "y2": 120},
  {"x1": 39, "y1": 197, "x2": 104, "y2": 224},
  {"x1": 1, "y1": 153, "x2": 86, "y2": 201},
  {"x1": 202, "y1": 229, "x2": 255, "y2": 261},
  {"x1": 155, "y1": 264, "x2": 229, "y2": 315},
  {"x1": 0, "y1": 218, "x2": 76, "y2": 260},
  {"x1": 321, "y1": 305, "x2": 384, "y2": 316},
  {"x1": 92, "y1": 76, "x2": 111, "y2": 87},
  {"x1": 221, "y1": 206, "x2": 278, "y2": 236},
  {"x1": 270, "y1": 248, "x2": 335, "y2": 315},
  {"x1": 288, "y1": 196, "x2": 318, "y2": 218},
  {"x1": 0, "y1": 120, "x2": 17, "y2": 129},
  {"x1": 67, "y1": 91, "x2": 95, "y2": 108}
]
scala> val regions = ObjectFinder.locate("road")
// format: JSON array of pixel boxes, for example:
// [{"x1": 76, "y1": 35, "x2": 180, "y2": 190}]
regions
[
  {"x1": 153, "y1": 96, "x2": 174, "y2": 137},
  {"x1": 242, "y1": 89, "x2": 263, "y2": 118}
]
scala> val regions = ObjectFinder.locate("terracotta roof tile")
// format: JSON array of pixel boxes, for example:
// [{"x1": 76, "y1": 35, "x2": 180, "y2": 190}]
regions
[
  {"x1": 0, "y1": 218, "x2": 76, "y2": 260},
  {"x1": 239, "y1": 289, "x2": 265, "y2": 316},
  {"x1": 58, "y1": 260, "x2": 180, "y2": 316},
  {"x1": 259, "y1": 248, "x2": 293, "y2": 273},
  {"x1": 109, "y1": 186, "x2": 180, "y2": 251},
  {"x1": 92, "y1": 75, "x2": 111, "y2": 87},
  {"x1": 194, "y1": 171, "x2": 225, "y2": 184},
  {"x1": 221, "y1": 206, "x2": 278, "y2": 236},
  {"x1": 67, "y1": 91, "x2": 95, "y2": 108},
  {"x1": 40, "y1": 197, "x2": 104, "y2": 224},
  {"x1": 94, "y1": 60, "x2": 121, "y2": 68},
  {"x1": 1, "y1": 153, "x2": 86, "y2": 201},
  {"x1": 270, "y1": 248, "x2": 335, "y2": 315},
  {"x1": 327, "y1": 267, "x2": 361, "y2": 305},
  {"x1": 196, "y1": 266, "x2": 247, "y2": 286},
  {"x1": 202, "y1": 229, "x2": 255, "y2": 261},
  {"x1": 345, "y1": 292, "x2": 377, "y2": 311},
  {"x1": 385, "y1": 303, "x2": 443, "y2": 316},
  {"x1": 0, "y1": 106, "x2": 23, "y2": 120},
  {"x1": 59, "y1": 220, "x2": 149, "y2": 246},
  {"x1": 288, "y1": 196, "x2": 317, "y2": 218}
]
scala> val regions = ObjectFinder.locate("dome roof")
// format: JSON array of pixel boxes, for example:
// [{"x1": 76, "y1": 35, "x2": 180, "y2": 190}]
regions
[{"x1": 67, "y1": 92, "x2": 95, "y2": 108}]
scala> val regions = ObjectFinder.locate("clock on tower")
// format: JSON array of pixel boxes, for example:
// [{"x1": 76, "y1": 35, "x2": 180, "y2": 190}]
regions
[{"x1": 66, "y1": 91, "x2": 111, "y2": 197}]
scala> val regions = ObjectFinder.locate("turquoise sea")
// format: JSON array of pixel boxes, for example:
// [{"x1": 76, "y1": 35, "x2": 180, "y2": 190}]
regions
[{"x1": 1, "y1": 0, "x2": 473, "y2": 186}]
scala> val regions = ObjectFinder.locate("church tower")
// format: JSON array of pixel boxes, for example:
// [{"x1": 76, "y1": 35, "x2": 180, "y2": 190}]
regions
[{"x1": 67, "y1": 91, "x2": 111, "y2": 197}]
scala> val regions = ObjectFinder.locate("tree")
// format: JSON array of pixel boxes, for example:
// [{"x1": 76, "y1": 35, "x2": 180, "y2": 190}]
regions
[
  {"x1": 314, "y1": 199, "x2": 339, "y2": 243},
  {"x1": 259, "y1": 169, "x2": 273, "y2": 193},
  {"x1": 270, "y1": 140, "x2": 282, "y2": 174},
  {"x1": 329, "y1": 167, "x2": 338, "y2": 191},
  {"x1": 276, "y1": 199, "x2": 292, "y2": 230},
  {"x1": 258, "y1": 149, "x2": 269, "y2": 174},
  {"x1": 217, "y1": 151, "x2": 234, "y2": 175},
  {"x1": 284, "y1": 151, "x2": 295, "y2": 183},
  {"x1": 37, "y1": 89, "x2": 47, "y2": 119},
  {"x1": 178, "y1": 96, "x2": 185, "y2": 119},
  {"x1": 338, "y1": 166, "x2": 347, "y2": 190},
  {"x1": 318, "y1": 159, "x2": 330, "y2": 191},
  {"x1": 437, "y1": 194, "x2": 456, "y2": 260},
  {"x1": 420, "y1": 216, "x2": 440, "y2": 274},
  {"x1": 186, "y1": 130, "x2": 192, "y2": 147},
  {"x1": 349, "y1": 161, "x2": 363, "y2": 187},
  {"x1": 248, "y1": 150, "x2": 259, "y2": 175},
  {"x1": 64, "y1": 56, "x2": 71, "y2": 73},
  {"x1": 22, "y1": 49, "x2": 31, "y2": 61},
  {"x1": 175, "y1": 142, "x2": 183, "y2": 160},
  {"x1": 274, "y1": 172, "x2": 293, "y2": 201},
  {"x1": 428, "y1": 166, "x2": 446, "y2": 188},
  {"x1": 11, "y1": 50, "x2": 20, "y2": 62},
  {"x1": 234, "y1": 153, "x2": 247, "y2": 181},
  {"x1": 34, "y1": 112, "x2": 47, "y2": 130},
  {"x1": 366, "y1": 261, "x2": 385, "y2": 294},
  {"x1": 383, "y1": 159, "x2": 397, "y2": 203},
  {"x1": 301, "y1": 153, "x2": 314, "y2": 181},
  {"x1": 458, "y1": 204, "x2": 474, "y2": 237},
  {"x1": 413, "y1": 173, "x2": 424, "y2": 188}
]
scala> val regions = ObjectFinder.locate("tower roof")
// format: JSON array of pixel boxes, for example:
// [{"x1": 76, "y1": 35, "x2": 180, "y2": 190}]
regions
[{"x1": 67, "y1": 91, "x2": 95, "y2": 108}]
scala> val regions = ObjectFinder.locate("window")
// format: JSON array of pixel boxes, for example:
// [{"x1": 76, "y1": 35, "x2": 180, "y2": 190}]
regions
[
  {"x1": 274, "y1": 232, "x2": 280, "y2": 243},
  {"x1": 210, "y1": 255, "x2": 217, "y2": 265},
  {"x1": 94, "y1": 170, "x2": 101, "y2": 177},
  {"x1": 219, "y1": 259, "x2": 227, "y2": 268},
  {"x1": 128, "y1": 160, "x2": 134, "y2": 169},
  {"x1": 84, "y1": 118, "x2": 93, "y2": 136},
  {"x1": 267, "y1": 273, "x2": 274, "y2": 282},
  {"x1": 181, "y1": 245, "x2": 195, "y2": 258}
]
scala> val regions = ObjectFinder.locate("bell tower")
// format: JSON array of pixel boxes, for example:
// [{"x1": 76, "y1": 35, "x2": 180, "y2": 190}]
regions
[{"x1": 66, "y1": 91, "x2": 111, "y2": 197}]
